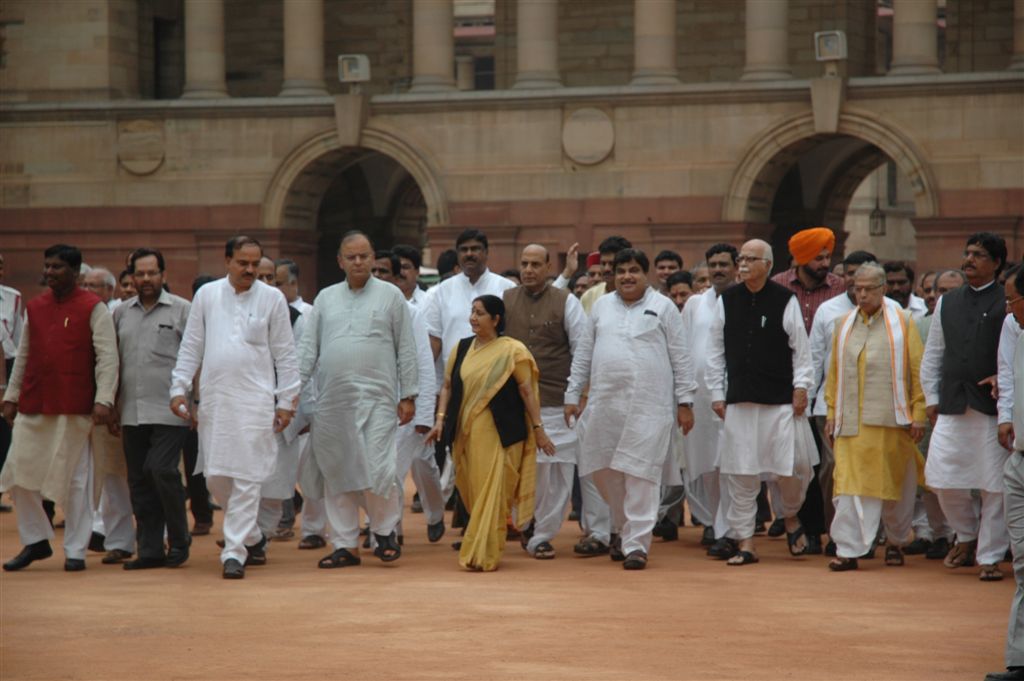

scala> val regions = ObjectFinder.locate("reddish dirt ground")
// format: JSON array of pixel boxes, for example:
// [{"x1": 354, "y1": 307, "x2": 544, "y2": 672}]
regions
[{"x1": 0, "y1": 499, "x2": 1012, "y2": 681}]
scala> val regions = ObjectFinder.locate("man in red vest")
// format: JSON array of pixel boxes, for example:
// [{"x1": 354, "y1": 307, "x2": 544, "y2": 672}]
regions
[{"x1": 1, "y1": 244, "x2": 119, "y2": 572}]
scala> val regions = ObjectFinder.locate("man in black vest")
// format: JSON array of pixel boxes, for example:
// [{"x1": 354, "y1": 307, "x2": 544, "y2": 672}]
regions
[
  {"x1": 504, "y1": 245, "x2": 587, "y2": 559},
  {"x1": 705, "y1": 239, "x2": 817, "y2": 565},
  {"x1": 922, "y1": 232, "x2": 1010, "y2": 580}
]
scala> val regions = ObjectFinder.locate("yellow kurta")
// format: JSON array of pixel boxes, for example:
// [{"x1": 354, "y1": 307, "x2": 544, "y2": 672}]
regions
[
  {"x1": 447, "y1": 336, "x2": 538, "y2": 572},
  {"x1": 826, "y1": 308, "x2": 926, "y2": 500}
]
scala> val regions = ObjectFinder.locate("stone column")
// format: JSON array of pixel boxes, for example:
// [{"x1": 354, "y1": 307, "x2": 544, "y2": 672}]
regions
[
  {"x1": 514, "y1": 0, "x2": 561, "y2": 89},
  {"x1": 631, "y1": 0, "x2": 679, "y2": 85},
  {"x1": 1012, "y1": 0, "x2": 1024, "y2": 70},
  {"x1": 456, "y1": 55, "x2": 475, "y2": 90},
  {"x1": 888, "y1": 0, "x2": 940, "y2": 75},
  {"x1": 280, "y1": 0, "x2": 327, "y2": 96},
  {"x1": 182, "y1": 0, "x2": 228, "y2": 98},
  {"x1": 410, "y1": 0, "x2": 456, "y2": 92},
  {"x1": 741, "y1": 0, "x2": 791, "y2": 81}
]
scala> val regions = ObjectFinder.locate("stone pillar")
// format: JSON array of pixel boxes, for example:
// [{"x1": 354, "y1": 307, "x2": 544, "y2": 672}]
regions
[
  {"x1": 741, "y1": 0, "x2": 791, "y2": 81},
  {"x1": 280, "y1": 0, "x2": 327, "y2": 96},
  {"x1": 411, "y1": 0, "x2": 456, "y2": 92},
  {"x1": 888, "y1": 0, "x2": 940, "y2": 76},
  {"x1": 182, "y1": 0, "x2": 228, "y2": 98},
  {"x1": 514, "y1": 0, "x2": 561, "y2": 89},
  {"x1": 1012, "y1": 0, "x2": 1024, "y2": 70},
  {"x1": 456, "y1": 55, "x2": 475, "y2": 90},
  {"x1": 631, "y1": 0, "x2": 679, "y2": 86}
]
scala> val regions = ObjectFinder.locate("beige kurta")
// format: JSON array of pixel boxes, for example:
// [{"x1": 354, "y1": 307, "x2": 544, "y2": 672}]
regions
[{"x1": 0, "y1": 302, "x2": 118, "y2": 507}]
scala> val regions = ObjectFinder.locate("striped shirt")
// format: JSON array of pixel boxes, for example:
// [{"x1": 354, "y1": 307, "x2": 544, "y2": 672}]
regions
[
  {"x1": 771, "y1": 269, "x2": 846, "y2": 335},
  {"x1": 0, "y1": 284, "x2": 25, "y2": 358}
]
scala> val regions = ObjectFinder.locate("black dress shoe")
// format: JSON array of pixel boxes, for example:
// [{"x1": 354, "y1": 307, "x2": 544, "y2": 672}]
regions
[
  {"x1": 222, "y1": 558, "x2": 245, "y2": 579},
  {"x1": 767, "y1": 518, "x2": 786, "y2": 538},
  {"x1": 903, "y1": 537, "x2": 932, "y2": 555},
  {"x1": 245, "y1": 534, "x2": 268, "y2": 566},
  {"x1": 64, "y1": 558, "x2": 86, "y2": 572},
  {"x1": 427, "y1": 520, "x2": 445, "y2": 543},
  {"x1": 123, "y1": 557, "x2": 165, "y2": 570},
  {"x1": 925, "y1": 536, "x2": 950, "y2": 560},
  {"x1": 803, "y1": 534, "x2": 823, "y2": 555},
  {"x1": 165, "y1": 548, "x2": 189, "y2": 568},
  {"x1": 985, "y1": 667, "x2": 1024, "y2": 680},
  {"x1": 654, "y1": 518, "x2": 678, "y2": 542},
  {"x1": 3, "y1": 540, "x2": 53, "y2": 571},
  {"x1": 825, "y1": 540, "x2": 837, "y2": 557},
  {"x1": 701, "y1": 526, "x2": 716, "y2": 546},
  {"x1": 88, "y1": 531, "x2": 106, "y2": 553},
  {"x1": 707, "y1": 537, "x2": 739, "y2": 559}
]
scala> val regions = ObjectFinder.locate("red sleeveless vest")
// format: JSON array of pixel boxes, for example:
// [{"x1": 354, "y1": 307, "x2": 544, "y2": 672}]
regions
[{"x1": 19, "y1": 287, "x2": 102, "y2": 415}]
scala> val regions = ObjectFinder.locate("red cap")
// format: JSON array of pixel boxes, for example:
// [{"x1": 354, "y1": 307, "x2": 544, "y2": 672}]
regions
[{"x1": 585, "y1": 251, "x2": 601, "y2": 268}]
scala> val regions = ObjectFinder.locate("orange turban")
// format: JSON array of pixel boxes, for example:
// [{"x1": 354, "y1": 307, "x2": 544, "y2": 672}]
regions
[
  {"x1": 586, "y1": 251, "x2": 601, "y2": 268},
  {"x1": 788, "y1": 227, "x2": 835, "y2": 266}
]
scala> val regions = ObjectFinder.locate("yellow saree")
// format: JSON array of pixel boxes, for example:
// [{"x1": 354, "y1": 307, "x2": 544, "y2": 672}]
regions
[{"x1": 446, "y1": 336, "x2": 538, "y2": 571}]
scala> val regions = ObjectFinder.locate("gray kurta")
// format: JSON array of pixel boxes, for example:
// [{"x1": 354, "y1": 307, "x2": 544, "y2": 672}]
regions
[{"x1": 298, "y1": 277, "x2": 418, "y2": 497}]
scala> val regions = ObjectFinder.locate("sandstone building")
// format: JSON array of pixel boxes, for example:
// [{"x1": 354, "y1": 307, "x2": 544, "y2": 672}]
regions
[{"x1": 1, "y1": 0, "x2": 1021, "y2": 295}]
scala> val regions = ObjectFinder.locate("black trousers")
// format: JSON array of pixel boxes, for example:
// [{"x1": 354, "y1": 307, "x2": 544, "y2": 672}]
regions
[
  {"x1": 181, "y1": 429, "x2": 213, "y2": 525},
  {"x1": 123, "y1": 424, "x2": 190, "y2": 559}
]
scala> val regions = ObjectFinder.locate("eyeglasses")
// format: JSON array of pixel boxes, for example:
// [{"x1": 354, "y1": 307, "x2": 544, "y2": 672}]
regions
[
  {"x1": 852, "y1": 284, "x2": 884, "y2": 294},
  {"x1": 964, "y1": 249, "x2": 991, "y2": 260},
  {"x1": 736, "y1": 256, "x2": 767, "y2": 264}
]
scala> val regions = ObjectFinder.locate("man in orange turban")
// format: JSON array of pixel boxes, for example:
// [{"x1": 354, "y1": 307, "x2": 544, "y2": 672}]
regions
[{"x1": 770, "y1": 226, "x2": 846, "y2": 557}]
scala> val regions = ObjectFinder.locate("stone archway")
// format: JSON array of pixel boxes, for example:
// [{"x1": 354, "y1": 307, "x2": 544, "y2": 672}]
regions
[
  {"x1": 722, "y1": 109, "x2": 939, "y2": 225},
  {"x1": 261, "y1": 122, "x2": 449, "y2": 233}
]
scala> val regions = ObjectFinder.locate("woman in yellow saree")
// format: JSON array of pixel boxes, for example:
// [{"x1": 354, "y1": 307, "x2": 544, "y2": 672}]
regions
[{"x1": 426, "y1": 295, "x2": 555, "y2": 571}]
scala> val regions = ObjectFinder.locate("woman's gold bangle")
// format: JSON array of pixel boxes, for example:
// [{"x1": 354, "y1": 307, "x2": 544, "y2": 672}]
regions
[{"x1": 436, "y1": 412, "x2": 446, "y2": 419}]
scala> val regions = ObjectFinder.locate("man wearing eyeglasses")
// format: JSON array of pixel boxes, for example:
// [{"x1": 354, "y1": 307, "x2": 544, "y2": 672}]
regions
[
  {"x1": 705, "y1": 239, "x2": 817, "y2": 566},
  {"x1": 922, "y1": 232, "x2": 1010, "y2": 582}
]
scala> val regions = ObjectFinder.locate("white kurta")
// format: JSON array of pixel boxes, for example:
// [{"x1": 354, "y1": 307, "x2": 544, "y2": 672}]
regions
[
  {"x1": 566, "y1": 287, "x2": 696, "y2": 484},
  {"x1": 298, "y1": 277, "x2": 418, "y2": 498},
  {"x1": 262, "y1": 311, "x2": 311, "y2": 500},
  {"x1": 422, "y1": 268, "x2": 517, "y2": 364},
  {"x1": 809, "y1": 294, "x2": 902, "y2": 417},
  {"x1": 396, "y1": 303, "x2": 439, "y2": 479},
  {"x1": 680, "y1": 288, "x2": 723, "y2": 477},
  {"x1": 170, "y1": 278, "x2": 299, "y2": 484},
  {"x1": 705, "y1": 294, "x2": 817, "y2": 476},
  {"x1": 998, "y1": 314, "x2": 1022, "y2": 426},
  {"x1": 921, "y1": 291, "x2": 1008, "y2": 492}
]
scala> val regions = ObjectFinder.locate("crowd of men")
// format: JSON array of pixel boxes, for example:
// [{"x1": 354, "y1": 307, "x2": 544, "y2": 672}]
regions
[{"x1": 1, "y1": 226, "x2": 1022, "y2": 675}]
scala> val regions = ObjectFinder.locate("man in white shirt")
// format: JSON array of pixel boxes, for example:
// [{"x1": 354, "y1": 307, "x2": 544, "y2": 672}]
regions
[
  {"x1": 884, "y1": 261, "x2": 927, "y2": 320},
  {"x1": 170, "y1": 236, "x2": 300, "y2": 580},
  {"x1": 566, "y1": 249, "x2": 696, "y2": 570},
  {"x1": 0, "y1": 252, "x2": 25, "y2": 513},
  {"x1": 82, "y1": 266, "x2": 135, "y2": 565}
]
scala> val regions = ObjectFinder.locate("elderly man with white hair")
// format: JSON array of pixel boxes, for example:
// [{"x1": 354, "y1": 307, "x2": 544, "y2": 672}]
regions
[
  {"x1": 82, "y1": 266, "x2": 135, "y2": 564},
  {"x1": 705, "y1": 239, "x2": 817, "y2": 566},
  {"x1": 823, "y1": 262, "x2": 927, "y2": 571}
]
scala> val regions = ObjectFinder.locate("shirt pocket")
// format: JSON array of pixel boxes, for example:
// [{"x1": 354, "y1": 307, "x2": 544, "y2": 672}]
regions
[
  {"x1": 243, "y1": 316, "x2": 268, "y2": 346},
  {"x1": 629, "y1": 313, "x2": 662, "y2": 340},
  {"x1": 152, "y1": 324, "x2": 180, "y2": 360}
]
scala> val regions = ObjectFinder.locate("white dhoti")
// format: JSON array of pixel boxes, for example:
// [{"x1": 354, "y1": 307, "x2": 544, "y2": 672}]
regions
[
  {"x1": 719, "y1": 404, "x2": 816, "y2": 540},
  {"x1": 831, "y1": 457, "x2": 918, "y2": 559},
  {"x1": 325, "y1": 487, "x2": 402, "y2": 551},
  {"x1": 526, "y1": 407, "x2": 577, "y2": 554},
  {"x1": 395, "y1": 422, "x2": 444, "y2": 529},
  {"x1": 925, "y1": 409, "x2": 1010, "y2": 565},
  {"x1": 207, "y1": 475, "x2": 264, "y2": 565},
  {"x1": 592, "y1": 468, "x2": 660, "y2": 556}
]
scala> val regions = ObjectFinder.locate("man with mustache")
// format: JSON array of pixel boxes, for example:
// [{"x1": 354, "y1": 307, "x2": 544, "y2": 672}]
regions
[
  {"x1": 884, "y1": 261, "x2": 928, "y2": 320},
  {"x1": 922, "y1": 232, "x2": 1010, "y2": 581},
  {"x1": 566, "y1": 248, "x2": 695, "y2": 570},
  {"x1": 2, "y1": 244, "x2": 119, "y2": 572},
  {"x1": 170, "y1": 236, "x2": 299, "y2": 579},
  {"x1": 768, "y1": 227, "x2": 845, "y2": 553},
  {"x1": 706, "y1": 239, "x2": 817, "y2": 565}
]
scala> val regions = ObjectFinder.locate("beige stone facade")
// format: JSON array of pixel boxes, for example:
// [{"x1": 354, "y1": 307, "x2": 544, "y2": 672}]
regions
[{"x1": 1, "y1": 0, "x2": 1022, "y2": 296}]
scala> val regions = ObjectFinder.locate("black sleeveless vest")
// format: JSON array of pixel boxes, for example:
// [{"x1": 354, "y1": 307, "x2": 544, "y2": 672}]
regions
[{"x1": 721, "y1": 280, "x2": 795, "y2": 405}]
